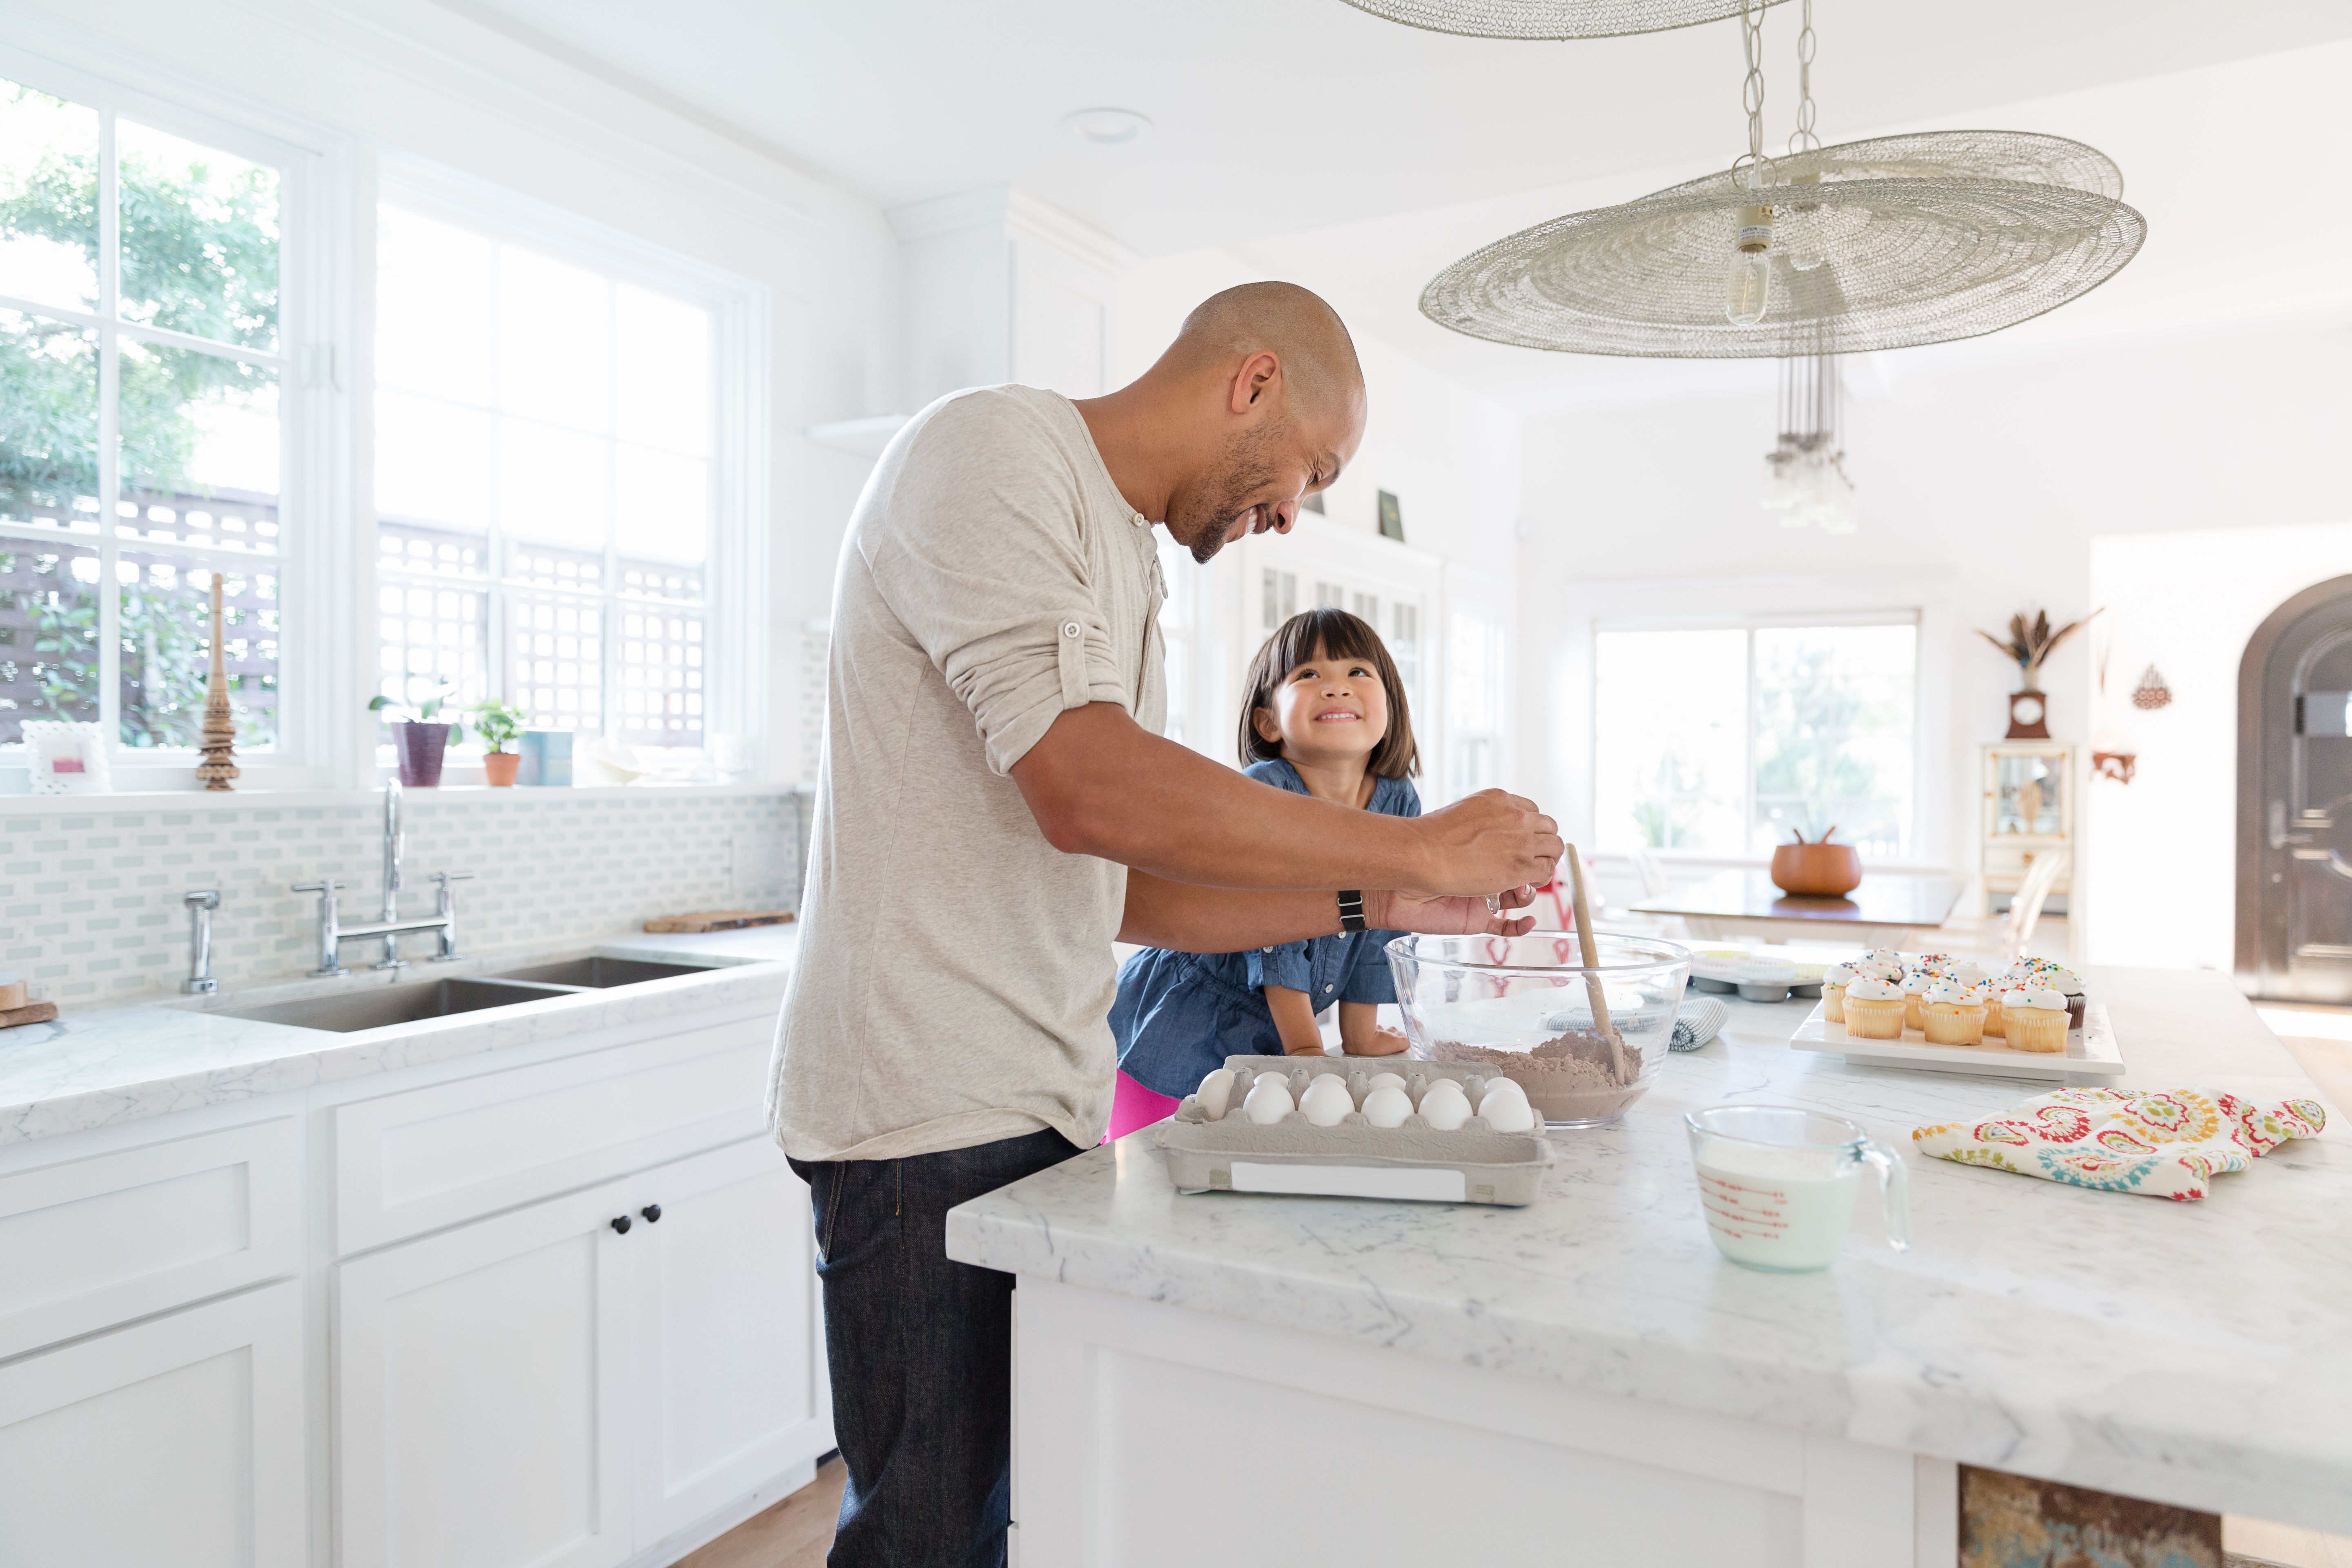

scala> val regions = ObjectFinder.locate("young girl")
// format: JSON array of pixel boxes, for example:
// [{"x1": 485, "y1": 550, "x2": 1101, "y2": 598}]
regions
[{"x1": 1106, "y1": 608, "x2": 1421, "y2": 1140}]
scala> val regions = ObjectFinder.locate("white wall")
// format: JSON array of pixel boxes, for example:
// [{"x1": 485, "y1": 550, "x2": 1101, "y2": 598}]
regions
[
  {"x1": 1516, "y1": 318, "x2": 2352, "y2": 944},
  {"x1": 2, "y1": 0, "x2": 903, "y2": 789},
  {"x1": 1112, "y1": 249, "x2": 1524, "y2": 794},
  {"x1": 2085, "y1": 523, "x2": 2352, "y2": 973}
]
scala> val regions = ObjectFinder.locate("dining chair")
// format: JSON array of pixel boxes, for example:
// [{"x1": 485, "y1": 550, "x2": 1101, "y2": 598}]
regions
[{"x1": 1938, "y1": 848, "x2": 2069, "y2": 964}]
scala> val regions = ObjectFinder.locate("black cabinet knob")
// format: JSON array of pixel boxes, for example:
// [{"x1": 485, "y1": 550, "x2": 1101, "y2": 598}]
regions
[
  {"x1": 610, "y1": 1215, "x2": 632, "y2": 1234},
  {"x1": 640, "y1": 1204, "x2": 662, "y2": 1223}
]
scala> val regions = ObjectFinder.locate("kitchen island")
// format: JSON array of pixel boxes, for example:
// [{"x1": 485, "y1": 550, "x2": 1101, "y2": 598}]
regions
[{"x1": 947, "y1": 966, "x2": 2348, "y2": 1567}]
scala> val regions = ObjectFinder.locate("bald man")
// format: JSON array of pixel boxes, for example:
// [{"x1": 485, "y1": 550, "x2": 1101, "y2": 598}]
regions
[{"x1": 767, "y1": 282, "x2": 1560, "y2": 1565}]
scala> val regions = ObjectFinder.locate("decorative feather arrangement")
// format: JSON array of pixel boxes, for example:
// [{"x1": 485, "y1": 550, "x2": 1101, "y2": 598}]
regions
[{"x1": 1975, "y1": 607, "x2": 2103, "y2": 675}]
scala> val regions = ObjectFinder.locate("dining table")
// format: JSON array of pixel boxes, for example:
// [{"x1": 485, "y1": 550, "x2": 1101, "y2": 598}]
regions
[{"x1": 1629, "y1": 866, "x2": 1966, "y2": 949}]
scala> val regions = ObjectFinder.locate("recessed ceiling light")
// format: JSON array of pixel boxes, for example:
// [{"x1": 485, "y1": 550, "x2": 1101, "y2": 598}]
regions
[{"x1": 1060, "y1": 108, "x2": 1153, "y2": 147}]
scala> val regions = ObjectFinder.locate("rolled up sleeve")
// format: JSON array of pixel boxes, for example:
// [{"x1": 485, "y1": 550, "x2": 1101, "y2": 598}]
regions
[
  {"x1": 1246, "y1": 942, "x2": 1314, "y2": 993},
  {"x1": 864, "y1": 410, "x2": 1130, "y2": 775}
]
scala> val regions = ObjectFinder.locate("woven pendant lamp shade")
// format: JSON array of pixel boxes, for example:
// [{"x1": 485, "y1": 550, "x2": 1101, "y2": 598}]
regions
[
  {"x1": 1420, "y1": 131, "x2": 2147, "y2": 358},
  {"x1": 1338, "y1": 0, "x2": 1784, "y2": 39}
]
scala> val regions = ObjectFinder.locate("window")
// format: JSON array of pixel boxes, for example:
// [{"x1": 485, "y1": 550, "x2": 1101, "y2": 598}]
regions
[
  {"x1": 374, "y1": 202, "x2": 715, "y2": 763},
  {"x1": 1155, "y1": 535, "x2": 1190, "y2": 749},
  {"x1": 0, "y1": 75, "x2": 286, "y2": 753},
  {"x1": 1594, "y1": 619, "x2": 1917, "y2": 857},
  {"x1": 1448, "y1": 611, "x2": 1505, "y2": 799}
]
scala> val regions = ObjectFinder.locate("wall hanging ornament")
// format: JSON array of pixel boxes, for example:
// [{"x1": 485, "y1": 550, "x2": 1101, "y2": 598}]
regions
[
  {"x1": 2131, "y1": 664, "x2": 2174, "y2": 711},
  {"x1": 1339, "y1": 0, "x2": 1784, "y2": 38},
  {"x1": 2089, "y1": 644, "x2": 2136, "y2": 784},
  {"x1": 1977, "y1": 606, "x2": 2100, "y2": 739},
  {"x1": 1419, "y1": 0, "x2": 2145, "y2": 358}
]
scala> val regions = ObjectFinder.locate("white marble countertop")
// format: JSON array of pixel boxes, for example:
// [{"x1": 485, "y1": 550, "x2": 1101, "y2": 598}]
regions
[
  {"x1": 0, "y1": 925, "x2": 797, "y2": 1147},
  {"x1": 947, "y1": 965, "x2": 2352, "y2": 1532}
]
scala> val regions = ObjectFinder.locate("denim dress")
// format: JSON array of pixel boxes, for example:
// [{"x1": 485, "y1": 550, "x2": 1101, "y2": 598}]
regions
[{"x1": 1109, "y1": 760, "x2": 1421, "y2": 1100}]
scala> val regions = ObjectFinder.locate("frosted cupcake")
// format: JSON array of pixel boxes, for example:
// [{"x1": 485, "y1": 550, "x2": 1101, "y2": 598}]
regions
[
  {"x1": 1922, "y1": 980, "x2": 1988, "y2": 1045},
  {"x1": 1900, "y1": 964, "x2": 1945, "y2": 1033},
  {"x1": 2000, "y1": 983, "x2": 2070, "y2": 1053},
  {"x1": 1842, "y1": 977, "x2": 1907, "y2": 1040},
  {"x1": 1822, "y1": 962, "x2": 1858, "y2": 1023}
]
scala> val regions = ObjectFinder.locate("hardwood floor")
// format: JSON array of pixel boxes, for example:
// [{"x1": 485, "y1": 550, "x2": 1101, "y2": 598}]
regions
[{"x1": 681, "y1": 1457, "x2": 844, "y2": 1568}]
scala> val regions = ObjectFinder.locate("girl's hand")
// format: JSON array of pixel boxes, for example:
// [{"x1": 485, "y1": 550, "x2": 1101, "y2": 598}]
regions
[
  {"x1": 1342, "y1": 1025, "x2": 1410, "y2": 1057},
  {"x1": 1367, "y1": 886, "x2": 1537, "y2": 937}
]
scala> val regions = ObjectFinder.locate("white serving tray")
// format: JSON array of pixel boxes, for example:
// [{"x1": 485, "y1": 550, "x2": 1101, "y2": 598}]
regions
[{"x1": 1791, "y1": 1000, "x2": 2124, "y2": 1082}]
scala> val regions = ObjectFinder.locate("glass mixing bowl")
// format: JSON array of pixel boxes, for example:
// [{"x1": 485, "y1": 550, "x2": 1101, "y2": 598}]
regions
[{"x1": 1385, "y1": 932, "x2": 1694, "y2": 1128}]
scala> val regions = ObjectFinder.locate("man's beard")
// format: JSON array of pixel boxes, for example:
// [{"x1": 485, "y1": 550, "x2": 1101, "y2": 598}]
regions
[{"x1": 1170, "y1": 423, "x2": 1283, "y2": 565}]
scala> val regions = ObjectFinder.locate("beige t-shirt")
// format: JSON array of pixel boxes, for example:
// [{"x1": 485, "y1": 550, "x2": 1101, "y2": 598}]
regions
[{"x1": 766, "y1": 386, "x2": 1166, "y2": 1161}]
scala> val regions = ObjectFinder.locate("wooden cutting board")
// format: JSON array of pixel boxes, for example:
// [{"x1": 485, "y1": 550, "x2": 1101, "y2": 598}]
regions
[
  {"x1": 0, "y1": 1001, "x2": 59, "y2": 1028},
  {"x1": 641, "y1": 911, "x2": 796, "y2": 933}
]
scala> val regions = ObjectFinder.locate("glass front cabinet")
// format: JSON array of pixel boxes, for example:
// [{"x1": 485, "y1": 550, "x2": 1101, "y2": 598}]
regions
[{"x1": 1981, "y1": 742, "x2": 2074, "y2": 907}]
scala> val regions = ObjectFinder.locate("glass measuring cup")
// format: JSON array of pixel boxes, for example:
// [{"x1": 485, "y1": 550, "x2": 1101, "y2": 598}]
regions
[{"x1": 1684, "y1": 1104, "x2": 1910, "y2": 1272}]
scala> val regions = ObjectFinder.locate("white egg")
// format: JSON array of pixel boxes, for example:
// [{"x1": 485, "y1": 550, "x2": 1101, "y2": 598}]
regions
[
  {"x1": 1196, "y1": 1068, "x2": 1236, "y2": 1121},
  {"x1": 1242, "y1": 1076, "x2": 1294, "y2": 1125},
  {"x1": 1361, "y1": 1084, "x2": 1412, "y2": 1128},
  {"x1": 1366, "y1": 1071, "x2": 1406, "y2": 1094},
  {"x1": 1478, "y1": 1088, "x2": 1536, "y2": 1132},
  {"x1": 1478, "y1": 1076, "x2": 1530, "y2": 1109},
  {"x1": 1299, "y1": 1076, "x2": 1354, "y2": 1127},
  {"x1": 1418, "y1": 1077, "x2": 1468, "y2": 1107},
  {"x1": 1419, "y1": 1084, "x2": 1472, "y2": 1130}
]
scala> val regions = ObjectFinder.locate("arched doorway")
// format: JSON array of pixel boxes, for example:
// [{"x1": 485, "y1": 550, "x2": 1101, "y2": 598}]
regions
[{"x1": 2237, "y1": 574, "x2": 2352, "y2": 1000}]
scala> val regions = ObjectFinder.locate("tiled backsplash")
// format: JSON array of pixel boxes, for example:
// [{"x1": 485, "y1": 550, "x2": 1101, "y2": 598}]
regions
[{"x1": 7, "y1": 788, "x2": 810, "y2": 1006}]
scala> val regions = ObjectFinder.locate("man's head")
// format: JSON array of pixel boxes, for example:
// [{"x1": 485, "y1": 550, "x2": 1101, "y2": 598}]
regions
[{"x1": 1149, "y1": 283, "x2": 1366, "y2": 564}]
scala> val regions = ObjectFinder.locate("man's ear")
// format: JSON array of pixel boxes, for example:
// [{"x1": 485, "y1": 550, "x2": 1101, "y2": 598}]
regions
[
  {"x1": 1251, "y1": 705, "x2": 1283, "y2": 745},
  {"x1": 1230, "y1": 350, "x2": 1280, "y2": 414}
]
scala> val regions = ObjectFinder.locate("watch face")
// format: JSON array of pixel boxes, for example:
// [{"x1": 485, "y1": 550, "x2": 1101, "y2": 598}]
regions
[{"x1": 2014, "y1": 695, "x2": 2046, "y2": 725}]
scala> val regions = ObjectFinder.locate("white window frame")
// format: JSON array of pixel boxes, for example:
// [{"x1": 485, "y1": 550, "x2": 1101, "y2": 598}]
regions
[
  {"x1": 1592, "y1": 608, "x2": 1924, "y2": 860},
  {"x1": 368, "y1": 156, "x2": 771, "y2": 784},
  {"x1": 0, "y1": 35, "x2": 343, "y2": 789}
]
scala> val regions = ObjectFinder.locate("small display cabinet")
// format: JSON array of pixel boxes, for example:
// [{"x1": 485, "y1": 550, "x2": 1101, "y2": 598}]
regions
[{"x1": 1982, "y1": 742, "x2": 2074, "y2": 906}]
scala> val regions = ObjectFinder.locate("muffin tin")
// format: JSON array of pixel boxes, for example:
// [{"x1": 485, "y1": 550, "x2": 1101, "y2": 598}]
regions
[
  {"x1": 1153, "y1": 1056, "x2": 1553, "y2": 1206},
  {"x1": 1688, "y1": 956, "x2": 1824, "y2": 1003}
]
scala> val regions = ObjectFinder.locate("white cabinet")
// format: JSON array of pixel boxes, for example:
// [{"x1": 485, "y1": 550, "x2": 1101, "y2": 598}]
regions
[
  {"x1": 337, "y1": 1137, "x2": 826, "y2": 1568},
  {"x1": 0, "y1": 1280, "x2": 306, "y2": 1568}
]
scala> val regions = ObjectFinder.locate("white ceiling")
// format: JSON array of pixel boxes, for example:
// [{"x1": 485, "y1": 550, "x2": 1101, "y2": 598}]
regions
[{"x1": 439, "y1": 0, "x2": 2352, "y2": 409}]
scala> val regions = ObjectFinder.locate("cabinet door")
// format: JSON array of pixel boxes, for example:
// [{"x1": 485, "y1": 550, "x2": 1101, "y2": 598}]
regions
[
  {"x1": 338, "y1": 1180, "x2": 635, "y2": 1568},
  {"x1": 0, "y1": 1280, "x2": 304, "y2": 1568},
  {"x1": 628, "y1": 1138, "x2": 832, "y2": 1542}
]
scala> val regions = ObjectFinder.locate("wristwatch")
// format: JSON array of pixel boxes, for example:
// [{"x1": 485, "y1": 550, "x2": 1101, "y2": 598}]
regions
[{"x1": 1337, "y1": 890, "x2": 1366, "y2": 933}]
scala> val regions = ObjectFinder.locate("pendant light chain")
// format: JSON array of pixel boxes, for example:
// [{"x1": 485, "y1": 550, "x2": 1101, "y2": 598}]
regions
[
  {"x1": 1789, "y1": 0, "x2": 1819, "y2": 154},
  {"x1": 1734, "y1": 0, "x2": 1769, "y2": 189}
]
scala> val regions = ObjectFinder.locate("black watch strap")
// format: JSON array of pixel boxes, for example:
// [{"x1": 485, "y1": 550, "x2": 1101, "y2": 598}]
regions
[{"x1": 1337, "y1": 890, "x2": 1367, "y2": 933}]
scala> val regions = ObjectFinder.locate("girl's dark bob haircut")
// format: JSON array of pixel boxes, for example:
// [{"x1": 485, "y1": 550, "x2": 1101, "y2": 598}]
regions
[{"x1": 1236, "y1": 608, "x2": 1420, "y2": 778}]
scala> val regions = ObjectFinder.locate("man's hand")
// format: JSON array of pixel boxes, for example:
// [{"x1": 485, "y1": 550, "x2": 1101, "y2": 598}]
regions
[
  {"x1": 1410, "y1": 791, "x2": 1561, "y2": 897},
  {"x1": 1369, "y1": 883, "x2": 1539, "y2": 938}
]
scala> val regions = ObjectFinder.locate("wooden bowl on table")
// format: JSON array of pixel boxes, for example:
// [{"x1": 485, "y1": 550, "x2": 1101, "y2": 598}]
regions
[{"x1": 1769, "y1": 834, "x2": 1862, "y2": 897}]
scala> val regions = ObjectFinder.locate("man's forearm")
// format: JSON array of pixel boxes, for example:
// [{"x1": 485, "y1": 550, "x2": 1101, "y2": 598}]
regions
[
  {"x1": 1015, "y1": 703, "x2": 1429, "y2": 891},
  {"x1": 1119, "y1": 872, "x2": 1342, "y2": 952}
]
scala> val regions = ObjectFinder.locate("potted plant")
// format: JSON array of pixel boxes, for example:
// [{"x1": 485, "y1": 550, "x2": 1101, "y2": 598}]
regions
[
  {"x1": 468, "y1": 699, "x2": 528, "y2": 786},
  {"x1": 368, "y1": 685, "x2": 464, "y2": 787}
]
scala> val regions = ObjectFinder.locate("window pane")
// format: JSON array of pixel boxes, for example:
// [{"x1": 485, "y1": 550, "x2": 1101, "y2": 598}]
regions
[
  {"x1": 497, "y1": 245, "x2": 608, "y2": 432},
  {"x1": 377, "y1": 577, "x2": 486, "y2": 710},
  {"x1": 0, "y1": 309, "x2": 100, "y2": 535},
  {"x1": 498, "y1": 417, "x2": 608, "y2": 549},
  {"x1": 119, "y1": 343, "x2": 279, "y2": 554},
  {"x1": 504, "y1": 589, "x2": 602, "y2": 736},
  {"x1": 0, "y1": 541, "x2": 100, "y2": 742},
  {"x1": 613, "y1": 444, "x2": 705, "y2": 564},
  {"x1": 118, "y1": 553, "x2": 278, "y2": 749},
  {"x1": 616, "y1": 604, "x2": 701, "y2": 748},
  {"x1": 379, "y1": 519, "x2": 486, "y2": 582},
  {"x1": 1752, "y1": 625, "x2": 1915, "y2": 855},
  {"x1": 378, "y1": 390, "x2": 494, "y2": 530},
  {"x1": 1594, "y1": 628, "x2": 1747, "y2": 853},
  {"x1": 612, "y1": 284, "x2": 709, "y2": 457},
  {"x1": 0, "y1": 81, "x2": 100, "y2": 314},
  {"x1": 376, "y1": 206, "x2": 494, "y2": 402},
  {"x1": 117, "y1": 119, "x2": 278, "y2": 353}
]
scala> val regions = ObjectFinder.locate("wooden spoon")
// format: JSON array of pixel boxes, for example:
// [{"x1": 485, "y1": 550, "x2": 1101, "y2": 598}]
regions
[{"x1": 1564, "y1": 846, "x2": 1629, "y2": 1080}]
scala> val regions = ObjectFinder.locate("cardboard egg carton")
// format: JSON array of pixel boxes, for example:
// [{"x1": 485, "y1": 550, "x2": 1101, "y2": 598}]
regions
[{"x1": 1152, "y1": 1055, "x2": 1553, "y2": 1206}]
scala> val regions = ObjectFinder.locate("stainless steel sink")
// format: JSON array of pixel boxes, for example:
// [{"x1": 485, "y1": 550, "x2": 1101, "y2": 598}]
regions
[
  {"x1": 483, "y1": 956, "x2": 717, "y2": 988},
  {"x1": 215, "y1": 977, "x2": 579, "y2": 1033}
]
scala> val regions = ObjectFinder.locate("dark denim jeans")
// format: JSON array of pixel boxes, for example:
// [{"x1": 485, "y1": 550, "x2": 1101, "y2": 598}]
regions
[{"x1": 789, "y1": 1128, "x2": 1080, "y2": 1568}]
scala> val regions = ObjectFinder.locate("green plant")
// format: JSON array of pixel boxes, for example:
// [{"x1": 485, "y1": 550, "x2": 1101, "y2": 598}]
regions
[
  {"x1": 466, "y1": 699, "x2": 527, "y2": 754},
  {"x1": 369, "y1": 685, "x2": 464, "y2": 742}
]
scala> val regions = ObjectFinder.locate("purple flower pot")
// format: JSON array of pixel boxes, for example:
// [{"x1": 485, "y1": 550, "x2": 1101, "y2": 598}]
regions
[{"x1": 394, "y1": 722, "x2": 453, "y2": 787}]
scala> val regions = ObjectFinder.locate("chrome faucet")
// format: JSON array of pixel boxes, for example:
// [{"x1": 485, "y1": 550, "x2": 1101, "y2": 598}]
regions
[
  {"x1": 292, "y1": 783, "x2": 472, "y2": 978},
  {"x1": 183, "y1": 890, "x2": 221, "y2": 995}
]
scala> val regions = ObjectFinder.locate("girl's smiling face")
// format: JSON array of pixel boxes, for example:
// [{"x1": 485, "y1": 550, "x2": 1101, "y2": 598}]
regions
[{"x1": 1253, "y1": 642, "x2": 1391, "y2": 768}]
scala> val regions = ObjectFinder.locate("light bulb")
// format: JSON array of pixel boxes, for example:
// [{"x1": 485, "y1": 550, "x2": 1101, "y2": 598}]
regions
[{"x1": 1724, "y1": 205, "x2": 1772, "y2": 327}]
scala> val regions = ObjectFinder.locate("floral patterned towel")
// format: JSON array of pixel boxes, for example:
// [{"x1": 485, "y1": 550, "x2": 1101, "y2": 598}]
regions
[{"x1": 1912, "y1": 1087, "x2": 2327, "y2": 1200}]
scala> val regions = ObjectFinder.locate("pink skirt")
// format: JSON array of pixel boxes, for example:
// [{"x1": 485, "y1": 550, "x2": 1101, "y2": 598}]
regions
[{"x1": 1104, "y1": 1070, "x2": 1182, "y2": 1143}]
